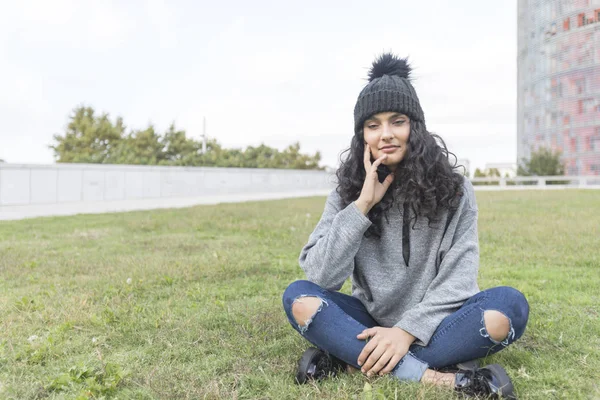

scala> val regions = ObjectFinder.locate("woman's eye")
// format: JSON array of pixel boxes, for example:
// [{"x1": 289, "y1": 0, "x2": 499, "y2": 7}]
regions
[
  {"x1": 394, "y1": 120, "x2": 405, "y2": 125},
  {"x1": 367, "y1": 124, "x2": 378, "y2": 129}
]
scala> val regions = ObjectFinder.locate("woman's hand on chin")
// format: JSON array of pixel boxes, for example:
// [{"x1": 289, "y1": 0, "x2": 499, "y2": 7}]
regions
[{"x1": 354, "y1": 145, "x2": 395, "y2": 215}]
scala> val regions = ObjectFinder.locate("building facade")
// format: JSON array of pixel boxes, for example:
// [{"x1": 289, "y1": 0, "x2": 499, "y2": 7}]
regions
[{"x1": 518, "y1": 0, "x2": 600, "y2": 175}]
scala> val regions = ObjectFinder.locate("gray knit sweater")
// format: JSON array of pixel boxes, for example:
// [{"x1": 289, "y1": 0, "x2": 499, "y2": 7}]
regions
[{"x1": 298, "y1": 177, "x2": 480, "y2": 346}]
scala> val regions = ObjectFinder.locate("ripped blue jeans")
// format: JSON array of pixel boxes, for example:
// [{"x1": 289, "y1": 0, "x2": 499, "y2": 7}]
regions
[{"x1": 282, "y1": 280, "x2": 529, "y2": 382}]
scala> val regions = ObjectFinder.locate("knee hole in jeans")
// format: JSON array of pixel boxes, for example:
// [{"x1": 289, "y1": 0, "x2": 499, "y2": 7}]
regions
[
  {"x1": 292, "y1": 296, "x2": 323, "y2": 325},
  {"x1": 483, "y1": 310, "x2": 511, "y2": 342},
  {"x1": 291, "y1": 296, "x2": 327, "y2": 335}
]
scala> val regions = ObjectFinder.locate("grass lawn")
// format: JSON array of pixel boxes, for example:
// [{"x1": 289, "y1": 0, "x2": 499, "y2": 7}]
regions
[{"x1": 0, "y1": 190, "x2": 599, "y2": 399}]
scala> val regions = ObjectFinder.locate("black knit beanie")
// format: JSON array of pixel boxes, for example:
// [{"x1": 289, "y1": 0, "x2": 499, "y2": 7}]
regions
[{"x1": 353, "y1": 53, "x2": 425, "y2": 135}]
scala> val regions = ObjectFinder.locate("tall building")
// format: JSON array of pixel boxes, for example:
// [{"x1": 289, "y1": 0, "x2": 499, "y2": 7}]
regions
[{"x1": 517, "y1": 0, "x2": 600, "y2": 175}]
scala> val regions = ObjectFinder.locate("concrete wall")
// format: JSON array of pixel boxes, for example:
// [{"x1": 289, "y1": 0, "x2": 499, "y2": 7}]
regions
[{"x1": 0, "y1": 163, "x2": 336, "y2": 220}]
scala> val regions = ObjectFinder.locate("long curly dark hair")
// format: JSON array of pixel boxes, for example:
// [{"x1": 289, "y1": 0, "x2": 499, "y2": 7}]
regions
[{"x1": 336, "y1": 120, "x2": 465, "y2": 237}]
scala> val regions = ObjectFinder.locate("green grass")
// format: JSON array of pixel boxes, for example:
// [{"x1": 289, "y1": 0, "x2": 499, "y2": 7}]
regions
[{"x1": 0, "y1": 190, "x2": 599, "y2": 399}]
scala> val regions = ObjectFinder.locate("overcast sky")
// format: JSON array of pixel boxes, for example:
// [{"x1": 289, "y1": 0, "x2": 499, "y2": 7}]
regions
[{"x1": 0, "y1": 0, "x2": 517, "y2": 173}]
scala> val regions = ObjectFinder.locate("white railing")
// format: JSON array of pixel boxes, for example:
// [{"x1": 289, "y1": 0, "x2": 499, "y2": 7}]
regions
[{"x1": 470, "y1": 175, "x2": 600, "y2": 190}]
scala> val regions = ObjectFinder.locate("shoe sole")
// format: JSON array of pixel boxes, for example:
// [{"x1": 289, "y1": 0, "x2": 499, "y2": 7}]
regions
[
  {"x1": 295, "y1": 347, "x2": 323, "y2": 385},
  {"x1": 484, "y1": 364, "x2": 517, "y2": 399}
]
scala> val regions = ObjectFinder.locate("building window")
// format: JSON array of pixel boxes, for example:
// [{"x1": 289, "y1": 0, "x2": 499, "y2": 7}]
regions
[
  {"x1": 558, "y1": 82, "x2": 563, "y2": 97},
  {"x1": 576, "y1": 77, "x2": 587, "y2": 94},
  {"x1": 592, "y1": 132, "x2": 600, "y2": 151},
  {"x1": 584, "y1": 98, "x2": 598, "y2": 113},
  {"x1": 596, "y1": 9, "x2": 600, "y2": 22},
  {"x1": 564, "y1": 18, "x2": 570, "y2": 30},
  {"x1": 578, "y1": 13, "x2": 585, "y2": 27}
]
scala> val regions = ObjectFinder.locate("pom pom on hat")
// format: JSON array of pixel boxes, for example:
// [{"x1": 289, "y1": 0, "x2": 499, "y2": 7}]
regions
[{"x1": 368, "y1": 53, "x2": 411, "y2": 82}]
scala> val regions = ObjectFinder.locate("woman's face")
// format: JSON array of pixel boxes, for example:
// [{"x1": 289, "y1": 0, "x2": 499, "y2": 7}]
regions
[{"x1": 363, "y1": 112, "x2": 410, "y2": 171}]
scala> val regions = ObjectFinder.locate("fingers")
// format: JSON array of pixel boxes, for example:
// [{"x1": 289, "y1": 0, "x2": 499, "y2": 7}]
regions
[
  {"x1": 379, "y1": 353, "x2": 402, "y2": 375},
  {"x1": 363, "y1": 143, "x2": 371, "y2": 172},
  {"x1": 357, "y1": 329, "x2": 378, "y2": 366},
  {"x1": 371, "y1": 154, "x2": 388, "y2": 170},
  {"x1": 356, "y1": 327, "x2": 376, "y2": 340},
  {"x1": 356, "y1": 327, "x2": 408, "y2": 377},
  {"x1": 357, "y1": 339, "x2": 376, "y2": 367},
  {"x1": 361, "y1": 343, "x2": 387, "y2": 374},
  {"x1": 382, "y1": 173, "x2": 395, "y2": 190}
]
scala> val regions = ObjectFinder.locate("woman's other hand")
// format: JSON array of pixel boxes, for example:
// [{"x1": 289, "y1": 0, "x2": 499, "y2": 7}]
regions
[
  {"x1": 356, "y1": 326, "x2": 416, "y2": 377},
  {"x1": 354, "y1": 145, "x2": 394, "y2": 215}
]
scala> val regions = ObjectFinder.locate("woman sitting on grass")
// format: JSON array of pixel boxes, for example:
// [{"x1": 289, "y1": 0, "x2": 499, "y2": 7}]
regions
[{"x1": 282, "y1": 53, "x2": 529, "y2": 399}]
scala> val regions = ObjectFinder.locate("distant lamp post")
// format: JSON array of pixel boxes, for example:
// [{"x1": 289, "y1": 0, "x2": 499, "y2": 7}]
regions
[{"x1": 201, "y1": 117, "x2": 208, "y2": 154}]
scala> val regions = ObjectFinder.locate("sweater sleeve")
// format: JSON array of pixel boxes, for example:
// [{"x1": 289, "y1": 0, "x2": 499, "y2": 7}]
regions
[
  {"x1": 394, "y1": 182, "x2": 480, "y2": 346},
  {"x1": 299, "y1": 190, "x2": 372, "y2": 291}
]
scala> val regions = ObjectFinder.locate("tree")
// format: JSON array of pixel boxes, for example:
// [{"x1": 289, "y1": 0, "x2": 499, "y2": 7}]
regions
[
  {"x1": 110, "y1": 126, "x2": 167, "y2": 165},
  {"x1": 473, "y1": 168, "x2": 485, "y2": 178},
  {"x1": 281, "y1": 142, "x2": 322, "y2": 169},
  {"x1": 473, "y1": 168, "x2": 500, "y2": 178},
  {"x1": 518, "y1": 147, "x2": 564, "y2": 176},
  {"x1": 50, "y1": 106, "x2": 125, "y2": 163},
  {"x1": 161, "y1": 123, "x2": 201, "y2": 165},
  {"x1": 51, "y1": 106, "x2": 324, "y2": 169},
  {"x1": 488, "y1": 168, "x2": 500, "y2": 177}
]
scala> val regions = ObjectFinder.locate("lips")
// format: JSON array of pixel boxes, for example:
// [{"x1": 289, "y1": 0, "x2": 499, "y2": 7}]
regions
[{"x1": 380, "y1": 145, "x2": 400, "y2": 150}]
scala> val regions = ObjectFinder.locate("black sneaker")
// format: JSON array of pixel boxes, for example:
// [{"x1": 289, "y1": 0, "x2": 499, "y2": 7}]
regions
[
  {"x1": 295, "y1": 347, "x2": 346, "y2": 384},
  {"x1": 455, "y1": 363, "x2": 517, "y2": 399}
]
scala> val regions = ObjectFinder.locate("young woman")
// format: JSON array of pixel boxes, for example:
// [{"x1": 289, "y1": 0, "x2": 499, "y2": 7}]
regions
[{"x1": 282, "y1": 53, "x2": 529, "y2": 398}]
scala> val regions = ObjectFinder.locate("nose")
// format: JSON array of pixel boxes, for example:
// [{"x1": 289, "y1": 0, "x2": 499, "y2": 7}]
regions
[{"x1": 381, "y1": 122, "x2": 393, "y2": 139}]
